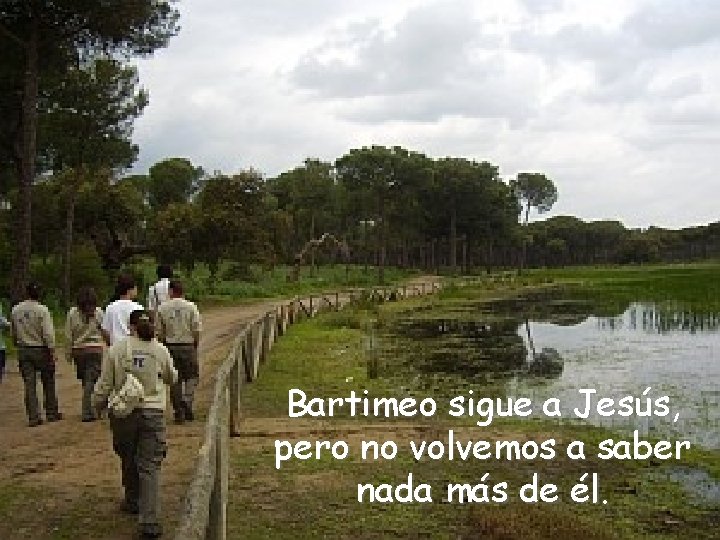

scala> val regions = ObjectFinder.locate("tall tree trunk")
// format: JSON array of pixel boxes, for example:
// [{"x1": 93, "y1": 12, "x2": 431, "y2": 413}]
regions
[
  {"x1": 430, "y1": 238, "x2": 436, "y2": 273},
  {"x1": 449, "y1": 205, "x2": 457, "y2": 276},
  {"x1": 309, "y1": 213, "x2": 316, "y2": 276},
  {"x1": 525, "y1": 319, "x2": 536, "y2": 362},
  {"x1": 363, "y1": 221, "x2": 368, "y2": 274},
  {"x1": 10, "y1": 17, "x2": 39, "y2": 304},
  {"x1": 62, "y1": 184, "x2": 79, "y2": 305},
  {"x1": 378, "y1": 195, "x2": 386, "y2": 284},
  {"x1": 484, "y1": 241, "x2": 493, "y2": 274},
  {"x1": 518, "y1": 202, "x2": 530, "y2": 276}
]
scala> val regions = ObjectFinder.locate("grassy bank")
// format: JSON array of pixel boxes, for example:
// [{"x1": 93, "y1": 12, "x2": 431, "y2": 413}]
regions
[
  {"x1": 1, "y1": 263, "x2": 420, "y2": 356},
  {"x1": 229, "y1": 277, "x2": 720, "y2": 539},
  {"x1": 131, "y1": 262, "x2": 421, "y2": 308},
  {"x1": 530, "y1": 262, "x2": 720, "y2": 312}
]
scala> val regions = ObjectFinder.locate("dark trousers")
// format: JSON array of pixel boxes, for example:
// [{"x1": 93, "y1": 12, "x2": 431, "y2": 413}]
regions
[
  {"x1": 110, "y1": 408, "x2": 167, "y2": 534},
  {"x1": 167, "y1": 344, "x2": 199, "y2": 416},
  {"x1": 18, "y1": 347, "x2": 59, "y2": 422},
  {"x1": 0, "y1": 349, "x2": 5, "y2": 382},
  {"x1": 73, "y1": 349, "x2": 103, "y2": 420}
]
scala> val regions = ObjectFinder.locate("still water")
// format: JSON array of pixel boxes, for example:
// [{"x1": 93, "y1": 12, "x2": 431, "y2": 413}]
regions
[{"x1": 374, "y1": 294, "x2": 720, "y2": 449}]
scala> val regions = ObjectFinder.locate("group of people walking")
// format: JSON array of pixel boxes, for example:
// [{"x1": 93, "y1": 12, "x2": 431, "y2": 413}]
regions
[{"x1": 2, "y1": 265, "x2": 202, "y2": 539}]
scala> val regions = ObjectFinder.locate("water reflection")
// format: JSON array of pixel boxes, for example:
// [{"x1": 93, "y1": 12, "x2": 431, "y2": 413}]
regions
[
  {"x1": 371, "y1": 296, "x2": 720, "y2": 449},
  {"x1": 375, "y1": 314, "x2": 566, "y2": 385},
  {"x1": 601, "y1": 303, "x2": 720, "y2": 334},
  {"x1": 389, "y1": 317, "x2": 527, "y2": 375}
]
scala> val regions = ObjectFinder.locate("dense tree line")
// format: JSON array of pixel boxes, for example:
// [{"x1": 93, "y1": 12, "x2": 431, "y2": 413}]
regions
[
  {"x1": 4, "y1": 141, "x2": 720, "y2": 306},
  {"x1": 0, "y1": 0, "x2": 179, "y2": 302},
  {"x1": 1, "y1": 2, "x2": 718, "y2": 306},
  {"x1": 525, "y1": 217, "x2": 720, "y2": 267}
]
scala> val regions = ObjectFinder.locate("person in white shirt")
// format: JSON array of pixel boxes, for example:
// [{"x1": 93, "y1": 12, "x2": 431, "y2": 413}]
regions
[
  {"x1": 102, "y1": 275, "x2": 144, "y2": 346},
  {"x1": 147, "y1": 265, "x2": 172, "y2": 317}
]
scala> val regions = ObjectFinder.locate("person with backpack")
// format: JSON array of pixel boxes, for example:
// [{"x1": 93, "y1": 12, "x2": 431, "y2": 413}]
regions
[
  {"x1": 65, "y1": 287, "x2": 105, "y2": 421},
  {"x1": 11, "y1": 282, "x2": 62, "y2": 426},
  {"x1": 93, "y1": 309, "x2": 177, "y2": 539},
  {"x1": 157, "y1": 280, "x2": 201, "y2": 423}
]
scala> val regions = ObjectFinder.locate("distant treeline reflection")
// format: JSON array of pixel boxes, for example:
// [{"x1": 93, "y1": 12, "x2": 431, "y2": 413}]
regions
[{"x1": 598, "y1": 302, "x2": 720, "y2": 334}]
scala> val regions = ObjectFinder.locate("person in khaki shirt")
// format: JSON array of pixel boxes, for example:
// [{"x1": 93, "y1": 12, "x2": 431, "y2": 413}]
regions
[
  {"x1": 65, "y1": 286, "x2": 105, "y2": 422},
  {"x1": 93, "y1": 309, "x2": 177, "y2": 540},
  {"x1": 157, "y1": 280, "x2": 201, "y2": 423},
  {"x1": 11, "y1": 282, "x2": 62, "y2": 426}
]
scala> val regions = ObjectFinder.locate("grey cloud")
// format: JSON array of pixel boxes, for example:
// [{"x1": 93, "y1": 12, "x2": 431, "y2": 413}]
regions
[
  {"x1": 515, "y1": 0, "x2": 565, "y2": 15},
  {"x1": 511, "y1": 1, "x2": 720, "y2": 101},
  {"x1": 644, "y1": 97, "x2": 720, "y2": 126},
  {"x1": 651, "y1": 74, "x2": 704, "y2": 99},
  {"x1": 193, "y1": 0, "x2": 345, "y2": 35},
  {"x1": 131, "y1": 0, "x2": 720, "y2": 228},
  {"x1": 337, "y1": 60, "x2": 540, "y2": 124},
  {"x1": 511, "y1": 23, "x2": 629, "y2": 63},
  {"x1": 627, "y1": 0, "x2": 720, "y2": 50},
  {"x1": 288, "y1": 1, "x2": 541, "y2": 125},
  {"x1": 290, "y1": 2, "x2": 494, "y2": 98}
]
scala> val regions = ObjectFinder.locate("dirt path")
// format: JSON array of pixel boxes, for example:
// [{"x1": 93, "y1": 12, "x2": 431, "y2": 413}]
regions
[
  {"x1": 0, "y1": 300, "x2": 282, "y2": 540},
  {"x1": 0, "y1": 277, "x2": 439, "y2": 539}
]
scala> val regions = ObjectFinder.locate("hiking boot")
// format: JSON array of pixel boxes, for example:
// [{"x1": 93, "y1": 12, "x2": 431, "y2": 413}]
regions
[
  {"x1": 120, "y1": 500, "x2": 139, "y2": 515},
  {"x1": 28, "y1": 418, "x2": 43, "y2": 427},
  {"x1": 183, "y1": 402, "x2": 194, "y2": 422},
  {"x1": 46, "y1": 413, "x2": 63, "y2": 422},
  {"x1": 174, "y1": 410, "x2": 185, "y2": 424},
  {"x1": 139, "y1": 523, "x2": 163, "y2": 538}
]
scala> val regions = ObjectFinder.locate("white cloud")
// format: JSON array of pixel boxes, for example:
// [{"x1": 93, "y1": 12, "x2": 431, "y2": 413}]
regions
[{"x1": 130, "y1": 0, "x2": 720, "y2": 228}]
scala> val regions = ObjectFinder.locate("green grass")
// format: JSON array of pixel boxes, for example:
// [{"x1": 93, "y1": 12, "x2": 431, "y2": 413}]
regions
[
  {"x1": 230, "y1": 298, "x2": 720, "y2": 539},
  {"x1": 127, "y1": 261, "x2": 421, "y2": 307},
  {"x1": 1, "y1": 262, "x2": 421, "y2": 356},
  {"x1": 0, "y1": 483, "x2": 134, "y2": 540},
  {"x1": 527, "y1": 262, "x2": 720, "y2": 312}
]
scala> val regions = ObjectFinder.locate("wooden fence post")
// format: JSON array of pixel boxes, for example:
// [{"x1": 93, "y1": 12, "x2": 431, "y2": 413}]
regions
[
  {"x1": 274, "y1": 306, "x2": 284, "y2": 337},
  {"x1": 207, "y1": 387, "x2": 229, "y2": 540},
  {"x1": 244, "y1": 324, "x2": 261, "y2": 382},
  {"x1": 253, "y1": 320, "x2": 263, "y2": 368},
  {"x1": 261, "y1": 313, "x2": 274, "y2": 361},
  {"x1": 282, "y1": 304, "x2": 290, "y2": 333},
  {"x1": 229, "y1": 342, "x2": 242, "y2": 437}
]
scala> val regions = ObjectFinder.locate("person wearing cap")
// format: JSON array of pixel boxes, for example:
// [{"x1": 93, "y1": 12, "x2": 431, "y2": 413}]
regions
[
  {"x1": 11, "y1": 282, "x2": 62, "y2": 426},
  {"x1": 65, "y1": 286, "x2": 105, "y2": 421},
  {"x1": 93, "y1": 309, "x2": 177, "y2": 539},
  {"x1": 157, "y1": 280, "x2": 201, "y2": 423},
  {"x1": 102, "y1": 274, "x2": 144, "y2": 346}
]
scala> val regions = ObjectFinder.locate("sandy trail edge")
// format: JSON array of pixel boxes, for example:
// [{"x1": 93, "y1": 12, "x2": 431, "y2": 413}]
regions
[{"x1": 0, "y1": 277, "x2": 439, "y2": 539}]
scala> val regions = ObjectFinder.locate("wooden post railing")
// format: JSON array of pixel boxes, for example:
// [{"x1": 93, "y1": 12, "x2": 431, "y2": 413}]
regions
[{"x1": 174, "y1": 280, "x2": 442, "y2": 540}]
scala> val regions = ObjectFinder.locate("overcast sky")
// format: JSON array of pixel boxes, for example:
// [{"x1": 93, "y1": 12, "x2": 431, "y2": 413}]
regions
[{"x1": 133, "y1": 0, "x2": 720, "y2": 229}]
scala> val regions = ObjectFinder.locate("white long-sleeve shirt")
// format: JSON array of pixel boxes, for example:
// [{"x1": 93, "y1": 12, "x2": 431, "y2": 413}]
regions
[{"x1": 148, "y1": 278, "x2": 170, "y2": 312}]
